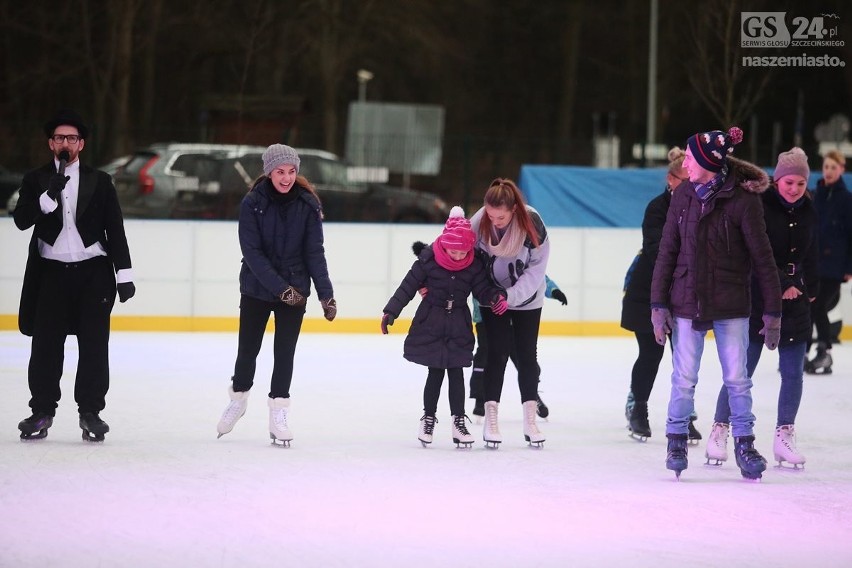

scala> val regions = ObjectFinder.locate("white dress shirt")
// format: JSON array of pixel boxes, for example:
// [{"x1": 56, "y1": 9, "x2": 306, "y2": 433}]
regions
[{"x1": 38, "y1": 158, "x2": 133, "y2": 283}]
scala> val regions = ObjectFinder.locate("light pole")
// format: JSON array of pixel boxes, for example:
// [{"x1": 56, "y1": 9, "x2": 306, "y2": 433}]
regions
[
  {"x1": 356, "y1": 69, "x2": 374, "y2": 166},
  {"x1": 357, "y1": 69, "x2": 374, "y2": 103}
]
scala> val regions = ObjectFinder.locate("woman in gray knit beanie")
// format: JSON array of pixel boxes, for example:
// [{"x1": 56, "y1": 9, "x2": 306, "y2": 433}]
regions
[{"x1": 216, "y1": 142, "x2": 337, "y2": 447}]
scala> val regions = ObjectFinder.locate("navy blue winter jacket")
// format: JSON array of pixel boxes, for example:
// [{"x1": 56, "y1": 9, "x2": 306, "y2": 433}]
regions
[
  {"x1": 812, "y1": 176, "x2": 852, "y2": 280},
  {"x1": 238, "y1": 178, "x2": 333, "y2": 302}
]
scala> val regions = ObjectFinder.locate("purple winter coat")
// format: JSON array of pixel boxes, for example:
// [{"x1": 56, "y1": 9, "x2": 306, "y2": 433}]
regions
[{"x1": 651, "y1": 156, "x2": 781, "y2": 322}]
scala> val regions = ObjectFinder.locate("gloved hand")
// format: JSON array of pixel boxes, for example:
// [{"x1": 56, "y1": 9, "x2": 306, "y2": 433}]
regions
[
  {"x1": 491, "y1": 293, "x2": 508, "y2": 315},
  {"x1": 759, "y1": 313, "x2": 782, "y2": 350},
  {"x1": 280, "y1": 286, "x2": 306, "y2": 307},
  {"x1": 381, "y1": 313, "x2": 395, "y2": 334},
  {"x1": 651, "y1": 307, "x2": 673, "y2": 346},
  {"x1": 117, "y1": 282, "x2": 136, "y2": 303},
  {"x1": 321, "y1": 298, "x2": 337, "y2": 321},
  {"x1": 551, "y1": 289, "x2": 568, "y2": 305},
  {"x1": 46, "y1": 173, "x2": 69, "y2": 200}
]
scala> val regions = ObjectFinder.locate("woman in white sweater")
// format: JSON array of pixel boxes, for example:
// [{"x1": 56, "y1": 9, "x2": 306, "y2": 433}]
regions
[{"x1": 470, "y1": 178, "x2": 550, "y2": 448}]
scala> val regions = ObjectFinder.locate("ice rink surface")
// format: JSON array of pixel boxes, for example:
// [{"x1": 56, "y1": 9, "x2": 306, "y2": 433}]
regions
[{"x1": 1, "y1": 330, "x2": 851, "y2": 567}]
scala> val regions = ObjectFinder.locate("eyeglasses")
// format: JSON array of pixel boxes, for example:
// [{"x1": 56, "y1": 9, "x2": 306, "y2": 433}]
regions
[{"x1": 51, "y1": 134, "x2": 81, "y2": 144}]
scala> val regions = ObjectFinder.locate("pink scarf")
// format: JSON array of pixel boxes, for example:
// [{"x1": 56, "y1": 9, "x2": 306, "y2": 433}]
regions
[{"x1": 432, "y1": 238, "x2": 474, "y2": 271}]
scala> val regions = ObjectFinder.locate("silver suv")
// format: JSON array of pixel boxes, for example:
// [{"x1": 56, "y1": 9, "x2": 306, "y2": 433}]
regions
[{"x1": 114, "y1": 143, "x2": 265, "y2": 218}]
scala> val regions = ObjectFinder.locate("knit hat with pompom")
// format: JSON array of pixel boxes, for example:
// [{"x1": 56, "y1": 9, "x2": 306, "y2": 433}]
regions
[
  {"x1": 439, "y1": 206, "x2": 476, "y2": 252},
  {"x1": 687, "y1": 127, "x2": 743, "y2": 173}
]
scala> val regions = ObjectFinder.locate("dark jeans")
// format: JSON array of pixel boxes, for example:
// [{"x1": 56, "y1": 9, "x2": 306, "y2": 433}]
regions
[
  {"x1": 480, "y1": 308, "x2": 541, "y2": 403},
  {"x1": 630, "y1": 331, "x2": 665, "y2": 403},
  {"x1": 28, "y1": 256, "x2": 115, "y2": 415},
  {"x1": 424, "y1": 367, "x2": 465, "y2": 416},
  {"x1": 714, "y1": 339, "x2": 806, "y2": 427},
  {"x1": 231, "y1": 294, "x2": 304, "y2": 399}
]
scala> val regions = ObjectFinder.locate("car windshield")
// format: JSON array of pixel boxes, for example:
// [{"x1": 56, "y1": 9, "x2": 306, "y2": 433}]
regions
[{"x1": 300, "y1": 155, "x2": 351, "y2": 186}]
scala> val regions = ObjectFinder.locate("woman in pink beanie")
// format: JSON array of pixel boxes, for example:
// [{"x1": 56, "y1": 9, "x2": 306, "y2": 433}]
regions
[
  {"x1": 711, "y1": 147, "x2": 818, "y2": 470},
  {"x1": 381, "y1": 206, "x2": 507, "y2": 448}
]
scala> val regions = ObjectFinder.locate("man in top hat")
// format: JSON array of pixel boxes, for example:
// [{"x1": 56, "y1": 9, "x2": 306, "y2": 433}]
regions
[{"x1": 12, "y1": 108, "x2": 135, "y2": 442}]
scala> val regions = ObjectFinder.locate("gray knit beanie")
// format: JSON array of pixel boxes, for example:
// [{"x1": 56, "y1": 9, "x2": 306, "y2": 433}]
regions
[
  {"x1": 774, "y1": 147, "x2": 809, "y2": 181},
  {"x1": 262, "y1": 144, "x2": 300, "y2": 176}
]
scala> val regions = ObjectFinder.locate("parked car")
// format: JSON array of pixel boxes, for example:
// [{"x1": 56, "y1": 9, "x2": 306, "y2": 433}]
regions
[
  {"x1": 170, "y1": 147, "x2": 449, "y2": 223},
  {"x1": 4, "y1": 156, "x2": 129, "y2": 214},
  {"x1": 114, "y1": 143, "x2": 266, "y2": 218},
  {"x1": 1, "y1": 164, "x2": 24, "y2": 212}
]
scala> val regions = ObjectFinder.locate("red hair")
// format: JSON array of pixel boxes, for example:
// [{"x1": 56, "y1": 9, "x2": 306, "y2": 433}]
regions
[{"x1": 478, "y1": 178, "x2": 540, "y2": 248}]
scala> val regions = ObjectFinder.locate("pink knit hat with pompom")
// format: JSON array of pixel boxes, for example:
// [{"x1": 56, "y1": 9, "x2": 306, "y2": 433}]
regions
[{"x1": 439, "y1": 206, "x2": 476, "y2": 251}]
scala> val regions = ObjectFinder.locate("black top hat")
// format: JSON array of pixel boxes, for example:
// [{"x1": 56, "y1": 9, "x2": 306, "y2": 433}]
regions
[{"x1": 43, "y1": 108, "x2": 90, "y2": 139}]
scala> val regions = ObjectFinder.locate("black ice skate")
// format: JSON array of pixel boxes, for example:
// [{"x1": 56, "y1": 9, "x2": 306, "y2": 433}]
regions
[
  {"x1": 472, "y1": 399, "x2": 485, "y2": 418},
  {"x1": 804, "y1": 342, "x2": 833, "y2": 375},
  {"x1": 536, "y1": 392, "x2": 549, "y2": 419},
  {"x1": 687, "y1": 416, "x2": 702, "y2": 445},
  {"x1": 18, "y1": 411, "x2": 53, "y2": 441},
  {"x1": 734, "y1": 435, "x2": 767, "y2": 481},
  {"x1": 666, "y1": 434, "x2": 689, "y2": 480},
  {"x1": 79, "y1": 412, "x2": 109, "y2": 442},
  {"x1": 628, "y1": 401, "x2": 651, "y2": 442}
]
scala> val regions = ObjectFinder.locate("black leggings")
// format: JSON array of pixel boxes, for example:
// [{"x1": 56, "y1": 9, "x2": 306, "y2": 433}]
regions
[
  {"x1": 480, "y1": 308, "x2": 542, "y2": 403},
  {"x1": 231, "y1": 294, "x2": 305, "y2": 399},
  {"x1": 630, "y1": 331, "x2": 665, "y2": 403},
  {"x1": 810, "y1": 278, "x2": 841, "y2": 346},
  {"x1": 424, "y1": 367, "x2": 465, "y2": 416}
]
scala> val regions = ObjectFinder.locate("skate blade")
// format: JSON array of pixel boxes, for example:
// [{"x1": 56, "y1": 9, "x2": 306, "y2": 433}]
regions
[
  {"x1": 453, "y1": 440, "x2": 474, "y2": 449},
  {"x1": 269, "y1": 433, "x2": 292, "y2": 447},
  {"x1": 484, "y1": 440, "x2": 501, "y2": 449},
  {"x1": 20, "y1": 430, "x2": 49, "y2": 441},
  {"x1": 774, "y1": 460, "x2": 805, "y2": 471},
  {"x1": 82, "y1": 431, "x2": 105, "y2": 442},
  {"x1": 419, "y1": 439, "x2": 432, "y2": 447},
  {"x1": 628, "y1": 432, "x2": 649, "y2": 443},
  {"x1": 704, "y1": 457, "x2": 726, "y2": 466}
]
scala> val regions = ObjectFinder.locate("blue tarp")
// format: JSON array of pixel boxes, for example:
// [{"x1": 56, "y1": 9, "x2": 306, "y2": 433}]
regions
[{"x1": 519, "y1": 165, "x2": 852, "y2": 228}]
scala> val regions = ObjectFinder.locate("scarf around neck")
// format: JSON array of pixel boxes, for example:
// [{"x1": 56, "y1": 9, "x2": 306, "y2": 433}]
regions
[
  {"x1": 432, "y1": 238, "x2": 474, "y2": 271},
  {"x1": 693, "y1": 164, "x2": 729, "y2": 202}
]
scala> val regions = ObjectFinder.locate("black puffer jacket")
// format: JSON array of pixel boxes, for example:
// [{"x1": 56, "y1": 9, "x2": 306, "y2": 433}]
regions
[
  {"x1": 621, "y1": 188, "x2": 671, "y2": 332},
  {"x1": 651, "y1": 156, "x2": 782, "y2": 321},
  {"x1": 383, "y1": 246, "x2": 500, "y2": 369},
  {"x1": 749, "y1": 188, "x2": 819, "y2": 345}
]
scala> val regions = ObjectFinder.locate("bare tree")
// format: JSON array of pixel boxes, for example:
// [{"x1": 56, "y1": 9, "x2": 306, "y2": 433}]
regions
[{"x1": 683, "y1": 0, "x2": 773, "y2": 127}]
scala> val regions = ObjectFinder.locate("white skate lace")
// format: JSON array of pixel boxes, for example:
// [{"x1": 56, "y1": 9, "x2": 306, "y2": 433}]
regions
[
  {"x1": 222, "y1": 401, "x2": 244, "y2": 423},
  {"x1": 272, "y1": 409, "x2": 289, "y2": 431},
  {"x1": 525, "y1": 405, "x2": 541, "y2": 434},
  {"x1": 486, "y1": 405, "x2": 499, "y2": 435}
]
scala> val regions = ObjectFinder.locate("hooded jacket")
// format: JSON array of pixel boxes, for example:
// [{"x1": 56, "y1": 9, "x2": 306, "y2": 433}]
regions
[{"x1": 651, "y1": 156, "x2": 781, "y2": 322}]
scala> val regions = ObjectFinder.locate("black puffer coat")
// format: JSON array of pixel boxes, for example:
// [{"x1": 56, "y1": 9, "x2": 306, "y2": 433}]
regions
[
  {"x1": 749, "y1": 188, "x2": 819, "y2": 345},
  {"x1": 383, "y1": 246, "x2": 500, "y2": 369},
  {"x1": 621, "y1": 188, "x2": 671, "y2": 332},
  {"x1": 651, "y1": 156, "x2": 782, "y2": 321}
]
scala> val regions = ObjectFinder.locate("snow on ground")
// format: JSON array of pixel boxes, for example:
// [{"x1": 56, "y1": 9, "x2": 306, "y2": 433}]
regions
[{"x1": 0, "y1": 331, "x2": 851, "y2": 567}]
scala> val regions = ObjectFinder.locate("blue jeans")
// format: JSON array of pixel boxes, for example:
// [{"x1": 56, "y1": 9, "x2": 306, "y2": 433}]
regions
[
  {"x1": 667, "y1": 317, "x2": 756, "y2": 438},
  {"x1": 714, "y1": 340, "x2": 805, "y2": 427}
]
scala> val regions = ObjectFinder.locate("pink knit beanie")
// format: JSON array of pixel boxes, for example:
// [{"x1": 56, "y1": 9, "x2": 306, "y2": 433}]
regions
[{"x1": 439, "y1": 206, "x2": 475, "y2": 251}]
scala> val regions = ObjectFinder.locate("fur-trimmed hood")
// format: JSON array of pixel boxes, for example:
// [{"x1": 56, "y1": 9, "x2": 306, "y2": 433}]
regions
[{"x1": 727, "y1": 156, "x2": 770, "y2": 194}]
